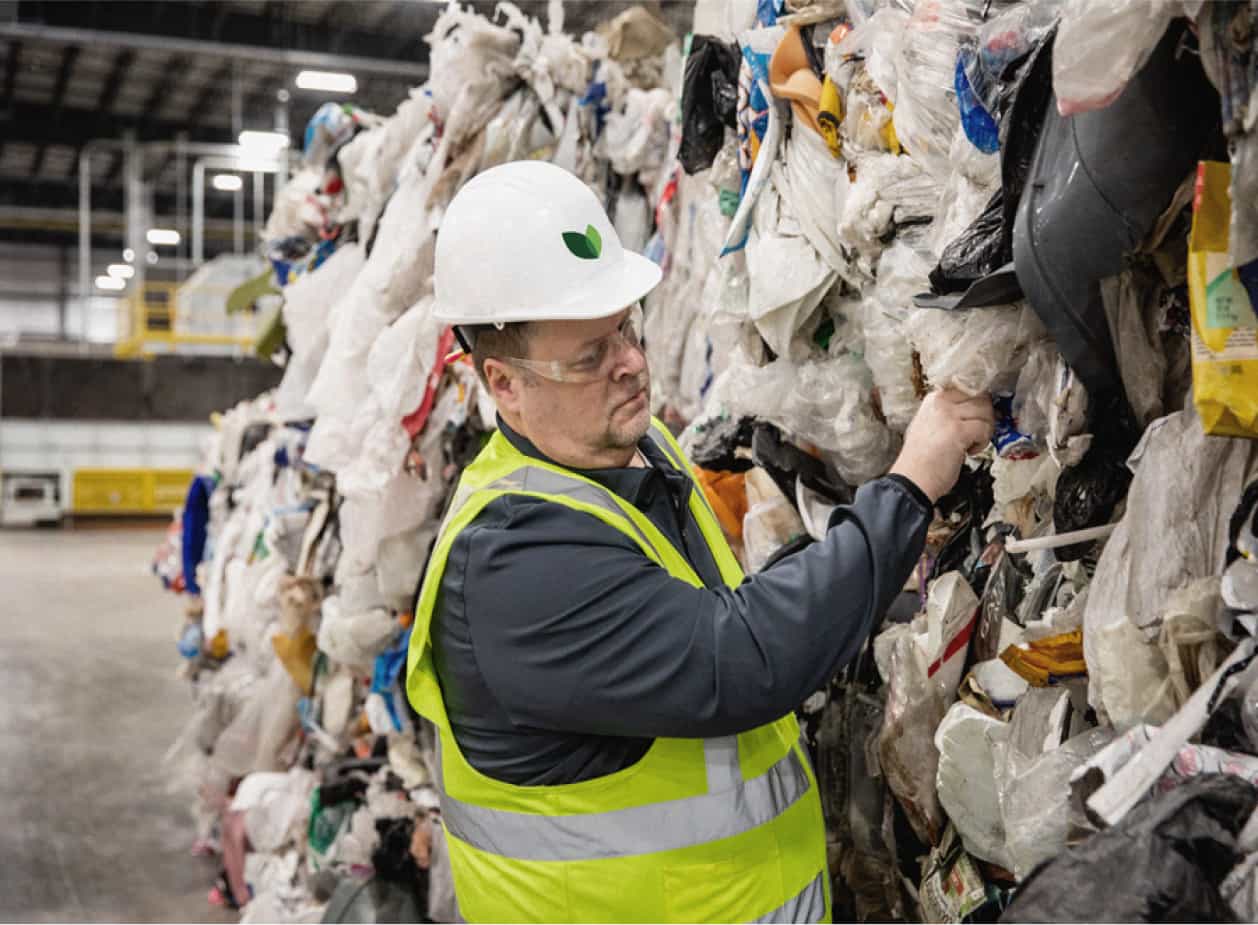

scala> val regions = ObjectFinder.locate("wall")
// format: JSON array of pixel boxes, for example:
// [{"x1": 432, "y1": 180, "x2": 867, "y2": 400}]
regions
[{"x1": 0, "y1": 242, "x2": 125, "y2": 341}]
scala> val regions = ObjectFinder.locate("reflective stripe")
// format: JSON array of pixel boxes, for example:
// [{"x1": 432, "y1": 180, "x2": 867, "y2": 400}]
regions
[
  {"x1": 703, "y1": 736, "x2": 741, "y2": 792},
  {"x1": 448, "y1": 465, "x2": 663, "y2": 562},
  {"x1": 647, "y1": 423, "x2": 724, "y2": 525},
  {"x1": 750, "y1": 872, "x2": 828, "y2": 924},
  {"x1": 440, "y1": 744, "x2": 812, "y2": 862},
  {"x1": 647, "y1": 423, "x2": 687, "y2": 472}
]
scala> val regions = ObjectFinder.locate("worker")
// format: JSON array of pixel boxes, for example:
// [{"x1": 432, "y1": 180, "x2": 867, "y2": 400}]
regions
[{"x1": 405, "y1": 160, "x2": 995, "y2": 923}]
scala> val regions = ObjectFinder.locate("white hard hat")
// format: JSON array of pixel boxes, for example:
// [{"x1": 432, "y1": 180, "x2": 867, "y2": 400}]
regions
[{"x1": 432, "y1": 160, "x2": 663, "y2": 325}]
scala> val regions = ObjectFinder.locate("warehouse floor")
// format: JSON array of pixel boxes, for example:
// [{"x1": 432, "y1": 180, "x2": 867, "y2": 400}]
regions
[{"x1": 0, "y1": 525, "x2": 234, "y2": 924}]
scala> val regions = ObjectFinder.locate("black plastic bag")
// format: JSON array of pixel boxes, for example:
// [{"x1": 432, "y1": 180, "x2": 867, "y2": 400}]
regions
[
  {"x1": 679, "y1": 35, "x2": 741, "y2": 175},
  {"x1": 1000, "y1": 774, "x2": 1258, "y2": 923}
]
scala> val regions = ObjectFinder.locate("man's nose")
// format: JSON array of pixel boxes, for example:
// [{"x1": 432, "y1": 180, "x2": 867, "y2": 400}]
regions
[{"x1": 610, "y1": 335, "x2": 647, "y2": 381}]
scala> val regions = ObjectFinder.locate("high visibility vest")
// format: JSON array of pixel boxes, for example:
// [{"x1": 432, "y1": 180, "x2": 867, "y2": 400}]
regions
[{"x1": 405, "y1": 419, "x2": 830, "y2": 923}]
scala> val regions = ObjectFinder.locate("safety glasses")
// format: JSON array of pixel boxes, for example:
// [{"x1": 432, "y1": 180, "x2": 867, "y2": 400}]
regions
[{"x1": 504, "y1": 304, "x2": 645, "y2": 384}]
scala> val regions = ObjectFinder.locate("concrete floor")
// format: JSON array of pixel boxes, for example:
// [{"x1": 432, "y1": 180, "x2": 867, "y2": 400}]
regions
[{"x1": 0, "y1": 524, "x2": 235, "y2": 924}]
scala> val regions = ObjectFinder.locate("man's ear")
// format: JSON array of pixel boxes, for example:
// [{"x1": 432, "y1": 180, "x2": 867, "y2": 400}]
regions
[{"x1": 483, "y1": 358, "x2": 522, "y2": 413}]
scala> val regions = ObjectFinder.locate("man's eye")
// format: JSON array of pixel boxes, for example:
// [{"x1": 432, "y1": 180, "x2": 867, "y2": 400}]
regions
[{"x1": 575, "y1": 342, "x2": 609, "y2": 370}]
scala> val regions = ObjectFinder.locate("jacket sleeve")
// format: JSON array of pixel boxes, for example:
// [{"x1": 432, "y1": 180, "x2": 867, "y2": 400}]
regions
[{"x1": 459, "y1": 476, "x2": 931, "y2": 738}]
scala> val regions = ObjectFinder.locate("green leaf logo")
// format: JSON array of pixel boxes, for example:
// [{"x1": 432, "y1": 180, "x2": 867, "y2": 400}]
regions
[{"x1": 562, "y1": 224, "x2": 602, "y2": 260}]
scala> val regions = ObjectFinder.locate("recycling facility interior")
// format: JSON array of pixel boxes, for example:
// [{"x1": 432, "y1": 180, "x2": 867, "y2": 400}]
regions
[{"x1": 3, "y1": 0, "x2": 1258, "y2": 922}]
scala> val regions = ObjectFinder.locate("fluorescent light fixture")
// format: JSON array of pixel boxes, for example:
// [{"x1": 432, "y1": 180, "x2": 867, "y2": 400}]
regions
[
  {"x1": 122, "y1": 248, "x2": 135, "y2": 263},
  {"x1": 107, "y1": 264, "x2": 135, "y2": 279},
  {"x1": 238, "y1": 130, "x2": 290, "y2": 157},
  {"x1": 95, "y1": 275, "x2": 125, "y2": 291},
  {"x1": 146, "y1": 228, "x2": 180, "y2": 246},
  {"x1": 212, "y1": 173, "x2": 244, "y2": 192},
  {"x1": 295, "y1": 70, "x2": 357, "y2": 94}
]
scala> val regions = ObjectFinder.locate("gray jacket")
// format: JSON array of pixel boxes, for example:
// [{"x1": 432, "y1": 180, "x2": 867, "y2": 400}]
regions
[{"x1": 426, "y1": 419, "x2": 932, "y2": 786}]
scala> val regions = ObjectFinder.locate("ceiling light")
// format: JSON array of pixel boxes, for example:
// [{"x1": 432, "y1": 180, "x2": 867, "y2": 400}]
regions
[
  {"x1": 146, "y1": 251, "x2": 159, "y2": 266},
  {"x1": 107, "y1": 264, "x2": 135, "y2": 279},
  {"x1": 212, "y1": 173, "x2": 243, "y2": 192},
  {"x1": 295, "y1": 70, "x2": 357, "y2": 94},
  {"x1": 146, "y1": 228, "x2": 180, "y2": 246},
  {"x1": 95, "y1": 275, "x2": 125, "y2": 291},
  {"x1": 238, "y1": 130, "x2": 290, "y2": 157},
  {"x1": 122, "y1": 248, "x2": 135, "y2": 263}
]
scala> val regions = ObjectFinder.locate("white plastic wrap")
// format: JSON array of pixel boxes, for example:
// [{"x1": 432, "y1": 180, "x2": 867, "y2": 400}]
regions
[
  {"x1": 742, "y1": 467, "x2": 807, "y2": 572},
  {"x1": 891, "y1": 0, "x2": 986, "y2": 181},
  {"x1": 1101, "y1": 270, "x2": 1167, "y2": 427},
  {"x1": 1084, "y1": 408, "x2": 1258, "y2": 720},
  {"x1": 1052, "y1": 0, "x2": 1180, "y2": 117},
  {"x1": 231, "y1": 769, "x2": 317, "y2": 854},
  {"x1": 744, "y1": 182, "x2": 838, "y2": 357},
  {"x1": 773, "y1": 119, "x2": 854, "y2": 277},
  {"x1": 934, "y1": 701, "x2": 1014, "y2": 870},
  {"x1": 715, "y1": 351, "x2": 898, "y2": 485},
  {"x1": 862, "y1": 243, "x2": 929, "y2": 431},
  {"x1": 907, "y1": 302, "x2": 1050, "y2": 397},
  {"x1": 839, "y1": 154, "x2": 936, "y2": 281},
  {"x1": 315, "y1": 595, "x2": 399, "y2": 672},
  {"x1": 602, "y1": 88, "x2": 673, "y2": 186}
]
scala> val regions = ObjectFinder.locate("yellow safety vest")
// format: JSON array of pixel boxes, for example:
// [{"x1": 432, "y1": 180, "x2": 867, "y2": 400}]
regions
[{"x1": 405, "y1": 418, "x2": 830, "y2": 923}]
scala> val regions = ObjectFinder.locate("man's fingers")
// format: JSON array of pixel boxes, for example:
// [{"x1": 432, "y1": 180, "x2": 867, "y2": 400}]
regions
[
  {"x1": 955, "y1": 398, "x2": 996, "y2": 424},
  {"x1": 959, "y1": 418, "x2": 995, "y2": 452}
]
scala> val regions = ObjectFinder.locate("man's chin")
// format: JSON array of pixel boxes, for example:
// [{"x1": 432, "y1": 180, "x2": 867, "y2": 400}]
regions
[{"x1": 608, "y1": 403, "x2": 651, "y2": 448}]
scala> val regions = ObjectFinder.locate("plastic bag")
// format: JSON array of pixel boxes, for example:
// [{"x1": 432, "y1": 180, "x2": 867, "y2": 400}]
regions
[
  {"x1": 212, "y1": 661, "x2": 303, "y2": 777},
  {"x1": 744, "y1": 182, "x2": 837, "y2": 356},
  {"x1": 1052, "y1": 0, "x2": 1179, "y2": 117},
  {"x1": 316, "y1": 595, "x2": 400, "y2": 672},
  {"x1": 773, "y1": 116, "x2": 854, "y2": 277},
  {"x1": 934, "y1": 702, "x2": 1014, "y2": 870},
  {"x1": 1007, "y1": 776, "x2": 1258, "y2": 922},
  {"x1": 908, "y1": 302, "x2": 1048, "y2": 397},
  {"x1": 1188, "y1": 160, "x2": 1258, "y2": 438},
  {"x1": 862, "y1": 243, "x2": 930, "y2": 431},
  {"x1": 742, "y1": 467, "x2": 807, "y2": 572},
  {"x1": 890, "y1": 0, "x2": 986, "y2": 181},
  {"x1": 1083, "y1": 408, "x2": 1258, "y2": 720},
  {"x1": 875, "y1": 620, "x2": 948, "y2": 844},
  {"x1": 715, "y1": 351, "x2": 897, "y2": 485},
  {"x1": 679, "y1": 35, "x2": 741, "y2": 174}
]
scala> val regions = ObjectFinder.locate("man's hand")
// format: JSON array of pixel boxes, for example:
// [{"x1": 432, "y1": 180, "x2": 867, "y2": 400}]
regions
[{"x1": 889, "y1": 389, "x2": 995, "y2": 504}]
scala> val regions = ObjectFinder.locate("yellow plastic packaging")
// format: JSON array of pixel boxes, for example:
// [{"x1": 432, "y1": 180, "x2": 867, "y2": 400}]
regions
[{"x1": 1188, "y1": 160, "x2": 1258, "y2": 438}]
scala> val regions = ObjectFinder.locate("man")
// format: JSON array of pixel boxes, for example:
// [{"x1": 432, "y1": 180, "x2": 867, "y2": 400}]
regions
[{"x1": 405, "y1": 161, "x2": 994, "y2": 923}]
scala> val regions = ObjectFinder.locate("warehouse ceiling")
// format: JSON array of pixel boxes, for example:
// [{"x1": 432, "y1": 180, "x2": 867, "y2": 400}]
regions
[{"x1": 0, "y1": 0, "x2": 694, "y2": 249}]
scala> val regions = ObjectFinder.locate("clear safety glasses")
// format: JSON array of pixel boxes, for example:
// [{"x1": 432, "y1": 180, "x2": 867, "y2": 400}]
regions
[{"x1": 504, "y1": 304, "x2": 645, "y2": 384}]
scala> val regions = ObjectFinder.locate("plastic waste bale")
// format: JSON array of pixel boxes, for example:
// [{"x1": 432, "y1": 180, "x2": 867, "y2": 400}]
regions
[
  {"x1": 231, "y1": 769, "x2": 317, "y2": 855},
  {"x1": 1100, "y1": 268, "x2": 1168, "y2": 429},
  {"x1": 602, "y1": 87, "x2": 674, "y2": 188},
  {"x1": 838, "y1": 155, "x2": 936, "y2": 284},
  {"x1": 773, "y1": 117, "x2": 854, "y2": 278},
  {"x1": 679, "y1": 35, "x2": 741, "y2": 175},
  {"x1": 876, "y1": 572, "x2": 980, "y2": 845},
  {"x1": 744, "y1": 181, "x2": 837, "y2": 356},
  {"x1": 263, "y1": 169, "x2": 322, "y2": 243},
  {"x1": 1005, "y1": 776, "x2": 1258, "y2": 922},
  {"x1": 303, "y1": 167, "x2": 439, "y2": 472},
  {"x1": 316, "y1": 595, "x2": 399, "y2": 674},
  {"x1": 714, "y1": 350, "x2": 897, "y2": 486},
  {"x1": 1052, "y1": 0, "x2": 1183, "y2": 117},
  {"x1": 742, "y1": 466, "x2": 807, "y2": 572},
  {"x1": 1083, "y1": 407, "x2": 1258, "y2": 721},
  {"x1": 907, "y1": 302, "x2": 1049, "y2": 398},
  {"x1": 890, "y1": 0, "x2": 987, "y2": 182},
  {"x1": 425, "y1": 4, "x2": 522, "y2": 153},
  {"x1": 862, "y1": 242, "x2": 930, "y2": 432},
  {"x1": 934, "y1": 702, "x2": 1014, "y2": 870}
]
